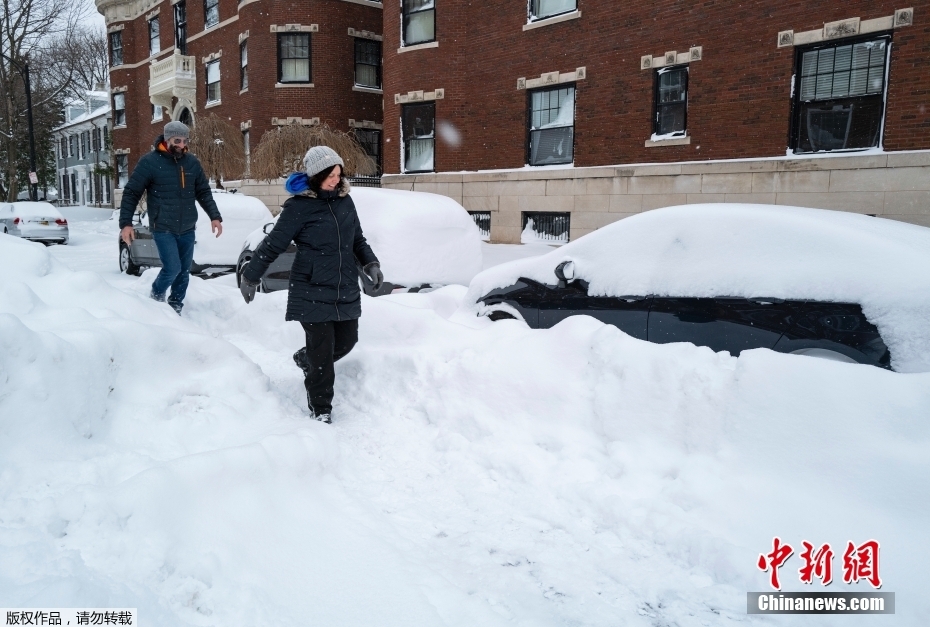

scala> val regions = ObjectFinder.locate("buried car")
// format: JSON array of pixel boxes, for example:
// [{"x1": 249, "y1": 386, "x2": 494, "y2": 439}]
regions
[
  {"x1": 119, "y1": 190, "x2": 273, "y2": 276},
  {"x1": 467, "y1": 204, "x2": 930, "y2": 372},
  {"x1": 236, "y1": 186, "x2": 483, "y2": 295},
  {"x1": 0, "y1": 202, "x2": 69, "y2": 245}
]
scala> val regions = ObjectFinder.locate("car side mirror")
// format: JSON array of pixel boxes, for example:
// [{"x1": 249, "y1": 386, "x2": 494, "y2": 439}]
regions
[
  {"x1": 262, "y1": 222, "x2": 274, "y2": 235},
  {"x1": 554, "y1": 260, "x2": 575, "y2": 288}
]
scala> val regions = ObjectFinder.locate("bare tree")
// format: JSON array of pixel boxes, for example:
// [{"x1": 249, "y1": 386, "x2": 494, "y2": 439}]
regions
[
  {"x1": 250, "y1": 123, "x2": 377, "y2": 182},
  {"x1": 60, "y1": 25, "x2": 109, "y2": 98},
  {"x1": 189, "y1": 113, "x2": 246, "y2": 190},
  {"x1": 0, "y1": 0, "x2": 86, "y2": 200}
]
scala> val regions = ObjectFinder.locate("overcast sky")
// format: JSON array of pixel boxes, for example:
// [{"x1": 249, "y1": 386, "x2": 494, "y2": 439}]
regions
[{"x1": 80, "y1": 0, "x2": 106, "y2": 31}]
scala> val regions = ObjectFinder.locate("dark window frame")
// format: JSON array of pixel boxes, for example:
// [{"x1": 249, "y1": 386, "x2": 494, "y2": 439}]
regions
[
  {"x1": 109, "y1": 31, "x2": 123, "y2": 66},
  {"x1": 353, "y1": 128, "x2": 382, "y2": 174},
  {"x1": 402, "y1": 0, "x2": 436, "y2": 47},
  {"x1": 529, "y1": 0, "x2": 577, "y2": 22},
  {"x1": 402, "y1": 102, "x2": 435, "y2": 174},
  {"x1": 174, "y1": 1, "x2": 187, "y2": 55},
  {"x1": 205, "y1": 60, "x2": 221, "y2": 103},
  {"x1": 113, "y1": 93, "x2": 126, "y2": 126},
  {"x1": 788, "y1": 33, "x2": 891, "y2": 154},
  {"x1": 653, "y1": 65, "x2": 688, "y2": 137},
  {"x1": 203, "y1": 0, "x2": 219, "y2": 29},
  {"x1": 354, "y1": 38, "x2": 382, "y2": 89},
  {"x1": 240, "y1": 40, "x2": 248, "y2": 90},
  {"x1": 526, "y1": 83, "x2": 575, "y2": 166},
  {"x1": 148, "y1": 16, "x2": 161, "y2": 56},
  {"x1": 277, "y1": 33, "x2": 311, "y2": 84}
]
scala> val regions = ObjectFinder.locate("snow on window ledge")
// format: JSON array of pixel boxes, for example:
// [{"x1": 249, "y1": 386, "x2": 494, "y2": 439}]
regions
[
  {"x1": 397, "y1": 41, "x2": 439, "y2": 54},
  {"x1": 353, "y1": 85, "x2": 383, "y2": 94},
  {"x1": 645, "y1": 134, "x2": 690, "y2": 148},
  {"x1": 523, "y1": 10, "x2": 581, "y2": 31}
]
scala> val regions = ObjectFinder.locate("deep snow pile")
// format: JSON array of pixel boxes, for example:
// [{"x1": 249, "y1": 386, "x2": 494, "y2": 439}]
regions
[
  {"x1": 466, "y1": 204, "x2": 930, "y2": 372},
  {"x1": 3, "y1": 224, "x2": 930, "y2": 626}
]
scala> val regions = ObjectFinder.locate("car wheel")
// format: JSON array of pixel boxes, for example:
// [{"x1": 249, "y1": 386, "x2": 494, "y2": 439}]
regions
[
  {"x1": 2, "y1": 226, "x2": 7, "y2": 234},
  {"x1": 789, "y1": 348, "x2": 859, "y2": 364},
  {"x1": 488, "y1": 310, "x2": 517, "y2": 322},
  {"x1": 119, "y1": 242, "x2": 142, "y2": 276}
]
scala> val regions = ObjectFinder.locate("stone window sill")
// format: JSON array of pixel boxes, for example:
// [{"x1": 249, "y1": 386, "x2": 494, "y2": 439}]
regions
[
  {"x1": 645, "y1": 135, "x2": 691, "y2": 147},
  {"x1": 523, "y1": 10, "x2": 581, "y2": 31},
  {"x1": 398, "y1": 41, "x2": 438, "y2": 54},
  {"x1": 205, "y1": 100, "x2": 222, "y2": 109},
  {"x1": 353, "y1": 85, "x2": 383, "y2": 94},
  {"x1": 239, "y1": 88, "x2": 248, "y2": 94},
  {"x1": 275, "y1": 83, "x2": 314, "y2": 88}
]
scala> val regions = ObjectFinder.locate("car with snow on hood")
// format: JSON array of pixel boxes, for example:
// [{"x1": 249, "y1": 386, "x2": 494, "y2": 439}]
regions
[
  {"x1": 0, "y1": 202, "x2": 69, "y2": 245},
  {"x1": 119, "y1": 190, "x2": 274, "y2": 277},
  {"x1": 467, "y1": 204, "x2": 930, "y2": 372},
  {"x1": 236, "y1": 186, "x2": 483, "y2": 296}
]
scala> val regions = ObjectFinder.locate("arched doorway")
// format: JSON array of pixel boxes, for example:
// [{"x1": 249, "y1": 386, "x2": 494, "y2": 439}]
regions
[{"x1": 179, "y1": 108, "x2": 193, "y2": 126}]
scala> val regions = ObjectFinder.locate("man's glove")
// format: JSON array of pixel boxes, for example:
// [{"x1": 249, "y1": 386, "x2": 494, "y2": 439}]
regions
[
  {"x1": 240, "y1": 276, "x2": 259, "y2": 304},
  {"x1": 364, "y1": 262, "x2": 383, "y2": 291}
]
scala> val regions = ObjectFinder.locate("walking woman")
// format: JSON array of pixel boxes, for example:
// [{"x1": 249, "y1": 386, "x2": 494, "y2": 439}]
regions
[{"x1": 239, "y1": 146, "x2": 383, "y2": 423}]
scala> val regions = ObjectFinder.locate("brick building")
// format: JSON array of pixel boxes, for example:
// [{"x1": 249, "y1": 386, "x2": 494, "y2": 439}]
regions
[
  {"x1": 381, "y1": 1, "x2": 930, "y2": 242},
  {"x1": 95, "y1": 0, "x2": 384, "y2": 205}
]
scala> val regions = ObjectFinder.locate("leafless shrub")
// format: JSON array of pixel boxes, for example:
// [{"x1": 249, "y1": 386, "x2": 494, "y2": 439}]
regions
[
  {"x1": 189, "y1": 113, "x2": 245, "y2": 189},
  {"x1": 249, "y1": 123, "x2": 376, "y2": 182}
]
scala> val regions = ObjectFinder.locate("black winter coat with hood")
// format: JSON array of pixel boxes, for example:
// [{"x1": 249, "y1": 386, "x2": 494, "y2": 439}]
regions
[
  {"x1": 118, "y1": 136, "x2": 222, "y2": 233},
  {"x1": 242, "y1": 178, "x2": 379, "y2": 323}
]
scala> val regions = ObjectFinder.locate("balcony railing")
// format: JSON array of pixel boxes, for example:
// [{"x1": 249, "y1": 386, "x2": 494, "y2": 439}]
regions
[{"x1": 149, "y1": 51, "x2": 197, "y2": 109}]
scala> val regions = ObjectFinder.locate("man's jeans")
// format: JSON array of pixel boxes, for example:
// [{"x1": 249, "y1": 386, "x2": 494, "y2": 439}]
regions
[{"x1": 151, "y1": 229, "x2": 196, "y2": 310}]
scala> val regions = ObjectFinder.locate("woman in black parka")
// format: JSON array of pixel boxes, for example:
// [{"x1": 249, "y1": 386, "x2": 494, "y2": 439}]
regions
[{"x1": 239, "y1": 146, "x2": 383, "y2": 423}]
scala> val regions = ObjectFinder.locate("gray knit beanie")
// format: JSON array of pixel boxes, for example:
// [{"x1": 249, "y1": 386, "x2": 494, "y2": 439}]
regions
[
  {"x1": 164, "y1": 121, "x2": 190, "y2": 140},
  {"x1": 303, "y1": 145, "x2": 344, "y2": 177}
]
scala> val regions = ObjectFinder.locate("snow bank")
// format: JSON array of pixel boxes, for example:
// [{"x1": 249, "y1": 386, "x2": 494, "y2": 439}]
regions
[
  {"x1": 466, "y1": 204, "x2": 930, "y2": 371},
  {"x1": 351, "y1": 187, "x2": 483, "y2": 286}
]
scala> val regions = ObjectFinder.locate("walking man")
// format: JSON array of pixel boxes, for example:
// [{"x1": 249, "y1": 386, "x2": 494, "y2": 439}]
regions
[{"x1": 119, "y1": 121, "x2": 223, "y2": 314}]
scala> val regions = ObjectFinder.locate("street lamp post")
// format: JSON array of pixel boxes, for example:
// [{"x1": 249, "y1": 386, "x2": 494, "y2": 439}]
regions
[{"x1": 2, "y1": 53, "x2": 39, "y2": 201}]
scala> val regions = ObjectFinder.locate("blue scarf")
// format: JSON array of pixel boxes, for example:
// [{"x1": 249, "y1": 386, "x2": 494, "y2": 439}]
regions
[{"x1": 284, "y1": 172, "x2": 310, "y2": 194}]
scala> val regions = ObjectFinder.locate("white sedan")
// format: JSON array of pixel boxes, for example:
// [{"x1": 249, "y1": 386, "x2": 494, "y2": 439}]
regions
[{"x1": 0, "y1": 202, "x2": 69, "y2": 245}]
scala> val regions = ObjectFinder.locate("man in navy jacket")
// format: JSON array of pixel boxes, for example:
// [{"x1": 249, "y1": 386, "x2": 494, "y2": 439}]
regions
[{"x1": 118, "y1": 121, "x2": 223, "y2": 314}]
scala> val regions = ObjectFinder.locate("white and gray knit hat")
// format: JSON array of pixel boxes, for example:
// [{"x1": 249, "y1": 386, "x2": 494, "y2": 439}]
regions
[{"x1": 303, "y1": 145, "x2": 344, "y2": 177}]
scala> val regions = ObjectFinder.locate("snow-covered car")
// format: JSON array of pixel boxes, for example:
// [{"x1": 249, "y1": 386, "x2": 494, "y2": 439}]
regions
[
  {"x1": 235, "y1": 187, "x2": 483, "y2": 295},
  {"x1": 119, "y1": 190, "x2": 274, "y2": 276},
  {"x1": 0, "y1": 201, "x2": 69, "y2": 245},
  {"x1": 467, "y1": 204, "x2": 930, "y2": 372}
]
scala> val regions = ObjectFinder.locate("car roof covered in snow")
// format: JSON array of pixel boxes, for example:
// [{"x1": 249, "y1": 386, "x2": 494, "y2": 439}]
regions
[
  {"x1": 11, "y1": 202, "x2": 64, "y2": 218},
  {"x1": 465, "y1": 203, "x2": 930, "y2": 372},
  {"x1": 198, "y1": 191, "x2": 274, "y2": 221}
]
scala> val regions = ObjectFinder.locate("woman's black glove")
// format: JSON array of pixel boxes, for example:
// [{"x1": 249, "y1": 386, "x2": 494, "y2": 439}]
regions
[
  {"x1": 240, "y1": 276, "x2": 259, "y2": 304},
  {"x1": 364, "y1": 262, "x2": 383, "y2": 291}
]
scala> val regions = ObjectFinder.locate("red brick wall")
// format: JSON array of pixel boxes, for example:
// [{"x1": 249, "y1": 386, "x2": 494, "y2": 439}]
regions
[
  {"x1": 382, "y1": 0, "x2": 930, "y2": 174},
  {"x1": 108, "y1": 0, "x2": 382, "y2": 175}
]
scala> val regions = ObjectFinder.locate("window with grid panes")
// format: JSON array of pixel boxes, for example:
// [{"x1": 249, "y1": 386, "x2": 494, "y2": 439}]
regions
[
  {"x1": 240, "y1": 41, "x2": 248, "y2": 90},
  {"x1": 174, "y1": 1, "x2": 187, "y2": 54},
  {"x1": 113, "y1": 93, "x2": 126, "y2": 126},
  {"x1": 354, "y1": 39, "x2": 381, "y2": 88},
  {"x1": 206, "y1": 61, "x2": 221, "y2": 102},
  {"x1": 242, "y1": 130, "x2": 250, "y2": 176},
  {"x1": 527, "y1": 85, "x2": 574, "y2": 166},
  {"x1": 654, "y1": 66, "x2": 687, "y2": 136},
  {"x1": 204, "y1": 0, "x2": 219, "y2": 29},
  {"x1": 402, "y1": 103, "x2": 434, "y2": 173},
  {"x1": 149, "y1": 17, "x2": 160, "y2": 56},
  {"x1": 403, "y1": 0, "x2": 435, "y2": 46},
  {"x1": 792, "y1": 36, "x2": 889, "y2": 153},
  {"x1": 278, "y1": 34, "x2": 310, "y2": 83},
  {"x1": 116, "y1": 155, "x2": 129, "y2": 188},
  {"x1": 354, "y1": 128, "x2": 381, "y2": 173},
  {"x1": 530, "y1": 0, "x2": 576, "y2": 21},
  {"x1": 109, "y1": 32, "x2": 123, "y2": 66}
]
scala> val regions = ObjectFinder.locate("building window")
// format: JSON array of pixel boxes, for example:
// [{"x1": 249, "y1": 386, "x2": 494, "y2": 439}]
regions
[
  {"x1": 204, "y1": 0, "x2": 219, "y2": 29},
  {"x1": 68, "y1": 135, "x2": 76, "y2": 157},
  {"x1": 59, "y1": 137, "x2": 67, "y2": 159},
  {"x1": 79, "y1": 132, "x2": 86, "y2": 160},
  {"x1": 402, "y1": 102, "x2": 434, "y2": 173},
  {"x1": 116, "y1": 155, "x2": 129, "y2": 189},
  {"x1": 529, "y1": 0, "x2": 576, "y2": 21},
  {"x1": 354, "y1": 39, "x2": 381, "y2": 88},
  {"x1": 354, "y1": 128, "x2": 381, "y2": 174},
  {"x1": 242, "y1": 129, "x2": 250, "y2": 176},
  {"x1": 113, "y1": 93, "x2": 126, "y2": 126},
  {"x1": 174, "y1": 1, "x2": 187, "y2": 55},
  {"x1": 791, "y1": 36, "x2": 889, "y2": 153},
  {"x1": 206, "y1": 60, "x2": 221, "y2": 103},
  {"x1": 278, "y1": 34, "x2": 310, "y2": 83},
  {"x1": 152, "y1": 104, "x2": 163, "y2": 121},
  {"x1": 109, "y1": 32, "x2": 123, "y2": 66},
  {"x1": 527, "y1": 84, "x2": 574, "y2": 166},
  {"x1": 149, "y1": 17, "x2": 161, "y2": 56},
  {"x1": 654, "y1": 66, "x2": 687, "y2": 137},
  {"x1": 402, "y1": 0, "x2": 435, "y2": 46},
  {"x1": 240, "y1": 41, "x2": 248, "y2": 90}
]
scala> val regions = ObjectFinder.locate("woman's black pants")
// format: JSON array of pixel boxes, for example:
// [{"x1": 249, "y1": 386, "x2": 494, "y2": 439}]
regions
[{"x1": 297, "y1": 320, "x2": 359, "y2": 415}]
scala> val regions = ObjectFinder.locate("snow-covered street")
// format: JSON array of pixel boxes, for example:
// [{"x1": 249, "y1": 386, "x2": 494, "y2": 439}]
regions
[{"x1": 2, "y1": 212, "x2": 929, "y2": 626}]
